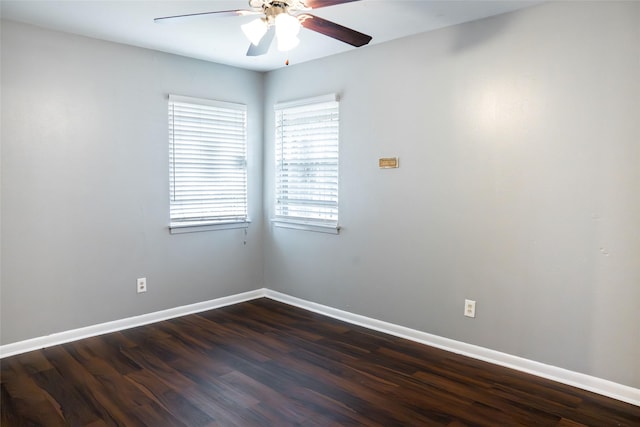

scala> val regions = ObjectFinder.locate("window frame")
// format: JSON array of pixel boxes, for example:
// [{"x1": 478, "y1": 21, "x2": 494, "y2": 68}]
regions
[
  {"x1": 272, "y1": 93, "x2": 340, "y2": 234},
  {"x1": 168, "y1": 94, "x2": 249, "y2": 234}
]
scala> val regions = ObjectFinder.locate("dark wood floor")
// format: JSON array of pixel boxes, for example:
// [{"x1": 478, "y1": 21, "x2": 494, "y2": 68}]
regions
[{"x1": 2, "y1": 298, "x2": 639, "y2": 426}]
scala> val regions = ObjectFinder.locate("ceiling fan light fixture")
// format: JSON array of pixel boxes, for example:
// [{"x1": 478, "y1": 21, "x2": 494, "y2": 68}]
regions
[
  {"x1": 241, "y1": 18, "x2": 268, "y2": 45},
  {"x1": 275, "y1": 13, "x2": 301, "y2": 52},
  {"x1": 275, "y1": 13, "x2": 301, "y2": 37}
]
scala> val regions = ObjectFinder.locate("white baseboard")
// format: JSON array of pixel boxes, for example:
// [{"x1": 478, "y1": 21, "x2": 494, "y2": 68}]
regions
[
  {"x1": 264, "y1": 289, "x2": 640, "y2": 407},
  {"x1": 1, "y1": 287, "x2": 638, "y2": 407},
  {"x1": 0, "y1": 288, "x2": 266, "y2": 359}
]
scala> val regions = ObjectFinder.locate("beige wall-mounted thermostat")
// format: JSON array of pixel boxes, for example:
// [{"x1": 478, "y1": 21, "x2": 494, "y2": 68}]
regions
[{"x1": 379, "y1": 157, "x2": 399, "y2": 168}]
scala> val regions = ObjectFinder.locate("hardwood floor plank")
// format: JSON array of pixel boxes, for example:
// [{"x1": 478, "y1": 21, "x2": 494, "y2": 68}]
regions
[
  {"x1": 69, "y1": 335, "x2": 142, "y2": 376},
  {"x1": 0, "y1": 370, "x2": 66, "y2": 427},
  {"x1": 3, "y1": 350, "x2": 54, "y2": 376},
  {"x1": 2, "y1": 298, "x2": 639, "y2": 426},
  {"x1": 218, "y1": 370, "x2": 334, "y2": 425},
  {"x1": 42, "y1": 346, "x2": 147, "y2": 426},
  {"x1": 31, "y1": 368, "x2": 109, "y2": 426}
]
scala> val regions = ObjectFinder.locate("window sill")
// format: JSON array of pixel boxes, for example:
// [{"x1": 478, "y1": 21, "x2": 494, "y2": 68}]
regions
[
  {"x1": 169, "y1": 220, "x2": 250, "y2": 234},
  {"x1": 272, "y1": 219, "x2": 340, "y2": 235}
]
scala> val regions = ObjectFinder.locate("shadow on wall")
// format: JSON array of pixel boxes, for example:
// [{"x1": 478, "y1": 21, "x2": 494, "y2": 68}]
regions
[{"x1": 448, "y1": 12, "x2": 515, "y2": 53}]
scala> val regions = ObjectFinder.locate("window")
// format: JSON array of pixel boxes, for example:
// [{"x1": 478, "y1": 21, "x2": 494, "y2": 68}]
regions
[
  {"x1": 168, "y1": 94, "x2": 248, "y2": 233},
  {"x1": 274, "y1": 94, "x2": 340, "y2": 234}
]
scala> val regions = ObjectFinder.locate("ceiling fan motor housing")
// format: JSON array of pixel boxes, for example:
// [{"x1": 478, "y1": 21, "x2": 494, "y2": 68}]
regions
[
  {"x1": 264, "y1": 3, "x2": 289, "y2": 25},
  {"x1": 255, "y1": 0, "x2": 309, "y2": 26}
]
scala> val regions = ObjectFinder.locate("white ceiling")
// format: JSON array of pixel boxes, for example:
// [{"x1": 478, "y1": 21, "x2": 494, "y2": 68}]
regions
[{"x1": 1, "y1": 0, "x2": 540, "y2": 72}]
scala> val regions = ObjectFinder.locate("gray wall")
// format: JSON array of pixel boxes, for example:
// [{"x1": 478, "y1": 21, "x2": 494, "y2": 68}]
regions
[
  {"x1": 263, "y1": 1, "x2": 640, "y2": 388},
  {"x1": 1, "y1": 21, "x2": 265, "y2": 344}
]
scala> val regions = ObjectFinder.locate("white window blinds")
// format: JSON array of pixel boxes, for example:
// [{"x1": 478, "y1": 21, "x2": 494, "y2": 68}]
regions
[
  {"x1": 275, "y1": 94, "x2": 339, "y2": 230},
  {"x1": 169, "y1": 95, "x2": 248, "y2": 228}
]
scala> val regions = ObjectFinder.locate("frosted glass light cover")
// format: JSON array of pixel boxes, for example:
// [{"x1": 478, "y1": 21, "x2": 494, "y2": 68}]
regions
[
  {"x1": 275, "y1": 14, "x2": 301, "y2": 37},
  {"x1": 241, "y1": 18, "x2": 268, "y2": 45},
  {"x1": 275, "y1": 14, "x2": 301, "y2": 51}
]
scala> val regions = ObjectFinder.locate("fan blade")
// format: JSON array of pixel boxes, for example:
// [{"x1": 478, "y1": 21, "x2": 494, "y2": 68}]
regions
[
  {"x1": 298, "y1": 14, "x2": 371, "y2": 47},
  {"x1": 154, "y1": 10, "x2": 258, "y2": 24},
  {"x1": 304, "y1": 0, "x2": 361, "y2": 9},
  {"x1": 247, "y1": 26, "x2": 275, "y2": 56}
]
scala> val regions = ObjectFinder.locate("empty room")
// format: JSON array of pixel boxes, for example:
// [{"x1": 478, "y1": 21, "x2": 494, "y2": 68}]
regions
[{"x1": 1, "y1": 0, "x2": 639, "y2": 425}]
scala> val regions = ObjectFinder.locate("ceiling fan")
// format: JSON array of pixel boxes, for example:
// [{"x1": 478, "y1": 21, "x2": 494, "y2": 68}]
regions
[{"x1": 154, "y1": 0, "x2": 372, "y2": 57}]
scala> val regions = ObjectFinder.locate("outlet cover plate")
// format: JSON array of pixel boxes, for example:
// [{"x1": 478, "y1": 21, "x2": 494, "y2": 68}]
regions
[
  {"x1": 464, "y1": 299, "x2": 476, "y2": 318},
  {"x1": 137, "y1": 277, "x2": 147, "y2": 293}
]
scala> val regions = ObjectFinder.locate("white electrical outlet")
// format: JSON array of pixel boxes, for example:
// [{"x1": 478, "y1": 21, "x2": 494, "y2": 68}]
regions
[
  {"x1": 137, "y1": 277, "x2": 147, "y2": 293},
  {"x1": 464, "y1": 299, "x2": 476, "y2": 318}
]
